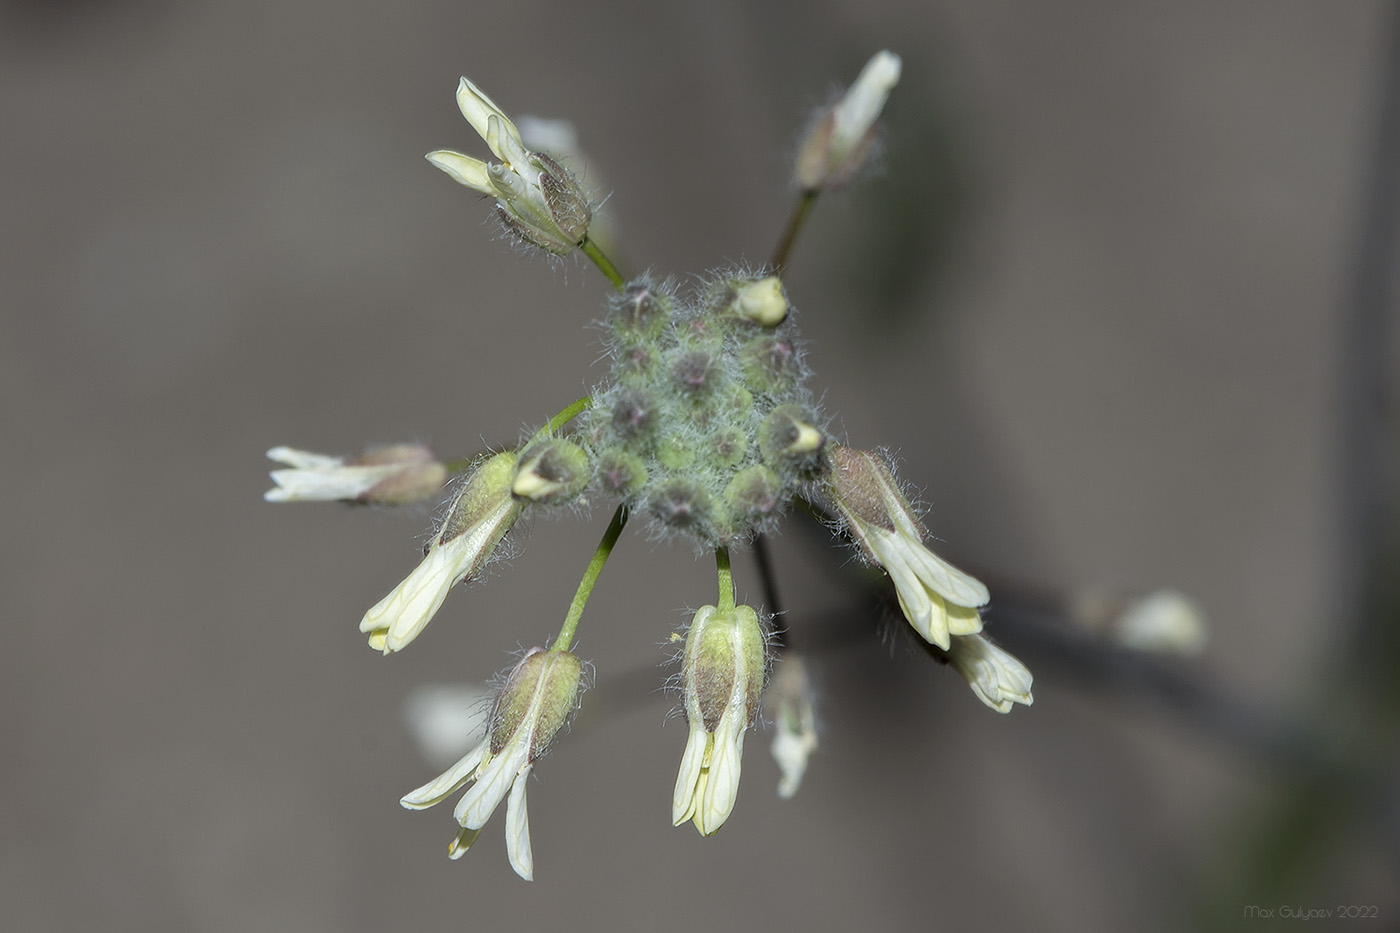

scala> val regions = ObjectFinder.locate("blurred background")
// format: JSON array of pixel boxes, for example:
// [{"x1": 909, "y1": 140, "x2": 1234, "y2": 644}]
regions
[{"x1": 4, "y1": 1, "x2": 1398, "y2": 930}]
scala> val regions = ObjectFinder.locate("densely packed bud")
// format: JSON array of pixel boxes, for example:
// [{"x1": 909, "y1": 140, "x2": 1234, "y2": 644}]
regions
[
  {"x1": 400, "y1": 648, "x2": 586, "y2": 880},
  {"x1": 512, "y1": 438, "x2": 591, "y2": 504},
  {"x1": 360, "y1": 451, "x2": 523, "y2": 653},
  {"x1": 263, "y1": 444, "x2": 449, "y2": 504},
  {"x1": 825, "y1": 446, "x2": 986, "y2": 649},
  {"x1": 672, "y1": 604, "x2": 766, "y2": 835},
  {"x1": 428, "y1": 77, "x2": 592, "y2": 254},
  {"x1": 794, "y1": 50, "x2": 901, "y2": 190}
]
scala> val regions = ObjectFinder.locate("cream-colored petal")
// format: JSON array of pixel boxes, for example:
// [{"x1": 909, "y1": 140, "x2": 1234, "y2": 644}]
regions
[
  {"x1": 426, "y1": 150, "x2": 496, "y2": 195},
  {"x1": 883, "y1": 528, "x2": 989, "y2": 607},
  {"x1": 358, "y1": 540, "x2": 469, "y2": 653},
  {"x1": 399, "y1": 739, "x2": 487, "y2": 810},
  {"x1": 455, "y1": 76, "x2": 522, "y2": 154},
  {"x1": 265, "y1": 447, "x2": 343, "y2": 469},
  {"x1": 696, "y1": 713, "x2": 745, "y2": 835},
  {"x1": 949, "y1": 634, "x2": 1033, "y2": 713},
  {"x1": 264, "y1": 463, "x2": 399, "y2": 502},
  {"x1": 504, "y1": 764, "x2": 534, "y2": 881},
  {"x1": 671, "y1": 722, "x2": 710, "y2": 826},
  {"x1": 454, "y1": 743, "x2": 529, "y2": 830}
]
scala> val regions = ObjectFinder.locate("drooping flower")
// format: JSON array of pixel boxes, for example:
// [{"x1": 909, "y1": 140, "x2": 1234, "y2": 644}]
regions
[
  {"x1": 946, "y1": 633, "x2": 1034, "y2": 713},
  {"x1": 400, "y1": 648, "x2": 585, "y2": 881},
  {"x1": 765, "y1": 653, "x2": 818, "y2": 799},
  {"x1": 263, "y1": 445, "x2": 447, "y2": 504},
  {"x1": 427, "y1": 77, "x2": 592, "y2": 254},
  {"x1": 673, "y1": 604, "x2": 766, "y2": 835},
  {"x1": 360, "y1": 451, "x2": 522, "y2": 653},
  {"x1": 825, "y1": 445, "x2": 987, "y2": 649}
]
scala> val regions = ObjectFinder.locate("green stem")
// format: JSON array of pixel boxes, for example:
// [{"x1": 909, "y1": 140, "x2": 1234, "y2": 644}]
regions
[
  {"x1": 530, "y1": 396, "x2": 593, "y2": 444},
  {"x1": 768, "y1": 189, "x2": 820, "y2": 275},
  {"x1": 715, "y1": 547, "x2": 735, "y2": 612},
  {"x1": 581, "y1": 235, "x2": 627, "y2": 292},
  {"x1": 552, "y1": 504, "x2": 629, "y2": 651}
]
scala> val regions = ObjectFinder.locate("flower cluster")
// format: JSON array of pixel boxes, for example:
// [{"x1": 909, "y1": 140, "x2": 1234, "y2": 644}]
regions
[{"x1": 265, "y1": 52, "x2": 1033, "y2": 880}]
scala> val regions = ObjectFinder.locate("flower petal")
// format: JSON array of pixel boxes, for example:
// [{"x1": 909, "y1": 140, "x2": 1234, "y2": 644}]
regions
[
  {"x1": 455, "y1": 76, "x2": 522, "y2": 156},
  {"x1": 671, "y1": 722, "x2": 710, "y2": 826},
  {"x1": 359, "y1": 540, "x2": 470, "y2": 653},
  {"x1": 504, "y1": 763, "x2": 534, "y2": 881},
  {"x1": 454, "y1": 744, "x2": 528, "y2": 830},
  {"x1": 426, "y1": 150, "x2": 496, "y2": 195},
  {"x1": 399, "y1": 739, "x2": 487, "y2": 810}
]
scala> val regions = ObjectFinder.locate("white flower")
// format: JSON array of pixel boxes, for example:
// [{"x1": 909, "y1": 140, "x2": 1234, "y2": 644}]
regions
[
  {"x1": 765, "y1": 653, "x2": 817, "y2": 799},
  {"x1": 947, "y1": 634, "x2": 1034, "y2": 713},
  {"x1": 427, "y1": 77, "x2": 591, "y2": 254},
  {"x1": 795, "y1": 50, "x2": 902, "y2": 189},
  {"x1": 673, "y1": 703, "x2": 748, "y2": 835},
  {"x1": 1112, "y1": 589, "x2": 1207, "y2": 655},
  {"x1": 400, "y1": 649, "x2": 583, "y2": 881},
  {"x1": 359, "y1": 452, "x2": 522, "y2": 653},
  {"x1": 263, "y1": 445, "x2": 447, "y2": 504},
  {"x1": 672, "y1": 605, "x2": 766, "y2": 835},
  {"x1": 826, "y1": 446, "x2": 987, "y2": 649}
]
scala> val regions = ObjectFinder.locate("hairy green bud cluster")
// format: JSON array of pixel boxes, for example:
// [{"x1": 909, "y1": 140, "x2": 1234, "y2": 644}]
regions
[{"x1": 583, "y1": 273, "x2": 825, "y2": 546}]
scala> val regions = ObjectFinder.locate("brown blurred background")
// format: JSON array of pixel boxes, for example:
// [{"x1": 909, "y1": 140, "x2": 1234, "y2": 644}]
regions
[{"x1": 5, "y1": 1, "x2": 1398, "y2": 930}]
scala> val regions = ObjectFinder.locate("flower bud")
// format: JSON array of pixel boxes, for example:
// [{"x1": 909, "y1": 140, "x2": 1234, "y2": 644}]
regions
[
  {"x1": 758, "y1": 404, "x2": 825, "y2": 469},
  {"x1": 794, "y1": 50, "x2": 901, "y2": 190},
  {"x1": 740, "y1": 336, "x2": 798, "y2": 396},
  {"x1": 512, "y1": 439, "x2": 592, "y2": 504},
  {"x1": 594, "y1": 448, "x2": 649, "y2": 496},
  {"x1": 730, "y1": 276, "x2": 788, "y2": 327},
  {"x1": 648, "y1": 477, "x2": 713, "y2": 532},
  {"x1": 669, "y1": 349, "x2": 718, "y2": 394},
  {"x1": 610, "y1": 279, "x2": 671, "y2": 340},
  {"x1": 609, "y1": 387, "x2": 656, "y2": 440},
  {"x1": 724, "y1": 464, "x2": 781, "y2": 521},
  {"x1": 673, "y1": 604, "x2": 766, "y2": 835},
  {"x1": 360, "y1": 451, "x2": 522, "y2": 653}
]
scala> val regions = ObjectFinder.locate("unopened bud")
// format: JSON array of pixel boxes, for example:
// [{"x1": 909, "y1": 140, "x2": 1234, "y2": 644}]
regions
[
  {"x1": 724, "y1": 464, "x2": 781, "y2": 521},
  {"x1": 669, "y1": 349, "x2": 717, "y2": 394},
  {"x1": 610, "y1": 279, "x2": 671, "y2": 340},
  {"x1": 758, "y1": 404, "x2": 825, "y2": 468},
  {"x1": 795, "y1": 50, "x2": 901, "y2": 190},
  {"x1": 512, "y1": 439, "x2": 591, "y2": 504},
  {"x1": 730, "y1": 277, "x2": 788, "y2": 327},
  {"x1": 594, "y1": 448, "x2": 649, "y2": 496},
  {"x1": 740, "y1": 336, "x2": 798, "y2": 396},
  {"x1": 649, "y1": 477, "x2": 712, "y2": 531}
]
